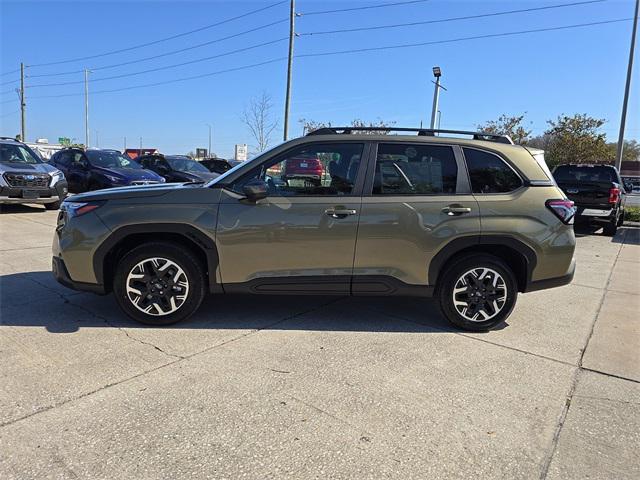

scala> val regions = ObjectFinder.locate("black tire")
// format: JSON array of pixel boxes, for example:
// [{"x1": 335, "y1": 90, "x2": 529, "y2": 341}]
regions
[
  {"x1": 113, "y1": 242, "x2": 206, "y2": 325},
  {"x1": 438, "y1": 254, "x2": 518, "y2": 332},
  {"x1": 44, "y1": 200, "x2": 61, "y2": 210},
  {"x1": 617, "y1": 210, "x2": 624, "y2": 227},
  {"x1": 603, "y1": 220, "x2": 617, "y2": 236}
]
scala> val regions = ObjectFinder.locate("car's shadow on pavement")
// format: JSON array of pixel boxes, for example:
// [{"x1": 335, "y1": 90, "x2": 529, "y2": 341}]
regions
[
  {"x1": 0, "y1": 204, "x2": 48, "y2": 214},
  {"x1": 0, "y1": 271, "x2": 507, "y2": 334},
  {"x1": 574, "y1": 223, "x2": 639, "y2": 245}
]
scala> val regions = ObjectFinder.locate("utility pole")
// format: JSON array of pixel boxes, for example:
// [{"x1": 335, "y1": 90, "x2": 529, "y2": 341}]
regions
[
  {"x1": 84, "y1": 69, "x2": 90, "y2": 148},
  {"x1": 283, "y1": 0, "x2": 295, "y2": 141},
  {"x1": 20, "y1": 62, "x2": 25, "y2": 141},
  {"x1": 124, "y1": 136, "x2": 127, "y2": 151},
  {"x1": 139, "y1": 137, "x2": 142, "y2": 157},
  {"x1": 615, "y1": 0, "x2": 639, "y2": 171},
  {"x1": 430, "y1": 66, "x2": 442, "y2": 129},
  {"x1": 95, "y1": 130, "x2": 99, "y2": 148},
  {"x1": 206, "y1": 124, "x2": 212, "y2": 156}
]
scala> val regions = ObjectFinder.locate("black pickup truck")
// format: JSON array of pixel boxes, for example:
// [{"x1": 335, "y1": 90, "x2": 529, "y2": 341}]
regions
[{"x1": 553, "y1": 164, "x2": 627, "y2": 236}]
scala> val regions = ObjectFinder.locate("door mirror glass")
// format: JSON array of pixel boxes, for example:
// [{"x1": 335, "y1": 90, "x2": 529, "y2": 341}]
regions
[{"x1": 243, "y1": 179, "x2": 268, "y2": 201}]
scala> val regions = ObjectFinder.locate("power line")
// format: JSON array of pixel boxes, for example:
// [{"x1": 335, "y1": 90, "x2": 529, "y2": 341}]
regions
[
  {"x1": 27, "y1": 38, "x2": 288, "y2": 88},
  {"x1": 297, "y1": 18, "x2": 632, "y2": 58},
  {"x1": 29, "y1": 57, "x2": 288, "y2": 99},
  {"x1": 0, "y1": 69, "x2": 20, "y2": 77},
  {"x1": 300, "y1": 0, "x2": 430, "y2": 16},
  {"x1": 0, "y1": 78, "x2": 19, "y2": 86},
  {"x1": 299, "y1": 0, "x2": 605, "y2": 36},
  {"x1": 25, "y1": 18, "x2": 630, "y2": 100},
  {"x1": 0, "y1": 109, "x2": 20, "y2": 118},
  {"x1": 27, "y1": 0, "x2": 288, "y2": 67},
  {"x1": 27, "y1": 18, "x2": 288, "y2": 78}
]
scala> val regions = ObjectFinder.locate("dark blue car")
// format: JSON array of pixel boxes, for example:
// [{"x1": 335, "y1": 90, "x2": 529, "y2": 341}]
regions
[{"x1": 49, "y1": 148, "x2": 165, "y2": 193}]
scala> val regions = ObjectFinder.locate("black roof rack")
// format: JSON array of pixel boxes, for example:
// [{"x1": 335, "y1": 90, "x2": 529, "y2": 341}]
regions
[
  {"x1": 306, "y1": 127, "x2": 514, "y2": 145},
  {"x1": 0, "y1": 136, "x2": 22, "y2": 142}
]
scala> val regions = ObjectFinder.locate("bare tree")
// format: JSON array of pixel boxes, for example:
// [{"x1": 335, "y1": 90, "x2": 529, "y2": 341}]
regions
[
  {"x1": 298, "y1": 118, "x2": 396, "y2": 135},
  {"x1": 241, "y1": 92, "x2": 278, "y2": 153}
]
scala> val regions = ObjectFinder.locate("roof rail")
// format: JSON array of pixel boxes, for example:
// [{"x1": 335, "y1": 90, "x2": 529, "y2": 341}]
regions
[
  {"x1": 306, "y1": 127, "x2": 514, "y2": 144},
  {"x1": 0, "y1": 136, "x2": 22, "y2": 142}
]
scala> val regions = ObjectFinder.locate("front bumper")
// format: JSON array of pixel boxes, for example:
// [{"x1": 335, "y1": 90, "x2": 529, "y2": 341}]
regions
[
  {"x1": 0, "y1": 180, "x2": 68, "y2": 204},
  {"x1": 52, "y1": 256, "x2": 106, "y2": 294}
]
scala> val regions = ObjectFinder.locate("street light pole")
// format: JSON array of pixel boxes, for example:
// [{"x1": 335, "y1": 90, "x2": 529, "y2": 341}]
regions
[
  {"x1": 430, "y1": 66, "x2": 442, "y2": 129},
  {"x1": 19, "y1": 62, "x2": 26, "y2": 141},
  {"x1": 84, "y1": 69, "x2": 90, "y2": 148},
  {"x1": 615, "y1": 0, "x2": 639, "y2": 171},
  {"x1": 206, "y1": 124, "x2": 212, "y2": 157},
  {"x1": 283, "y1": 0, "x2": 295, "y2": 141}
]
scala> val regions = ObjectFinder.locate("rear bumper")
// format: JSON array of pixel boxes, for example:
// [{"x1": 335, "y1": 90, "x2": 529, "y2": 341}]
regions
[
  {"x1": 52, "y1": 256, "x2": 106, "y2": 295},
  {"x1": 524, "y1": 258, "x2": 575, "y2": 293},
  {"x1": 575, "y1": 206, "x2": 617, "y2": 224}
]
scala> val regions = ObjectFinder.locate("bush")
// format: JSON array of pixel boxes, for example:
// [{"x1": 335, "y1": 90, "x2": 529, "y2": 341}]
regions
[{"x1": 625, "y1": 207, "x2": 640, "y2": 223}]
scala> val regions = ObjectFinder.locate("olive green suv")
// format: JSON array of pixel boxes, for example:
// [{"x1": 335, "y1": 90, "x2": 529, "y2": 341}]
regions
[{"x1": 52, "y1": 128, "x2": 576, "y2": 331}]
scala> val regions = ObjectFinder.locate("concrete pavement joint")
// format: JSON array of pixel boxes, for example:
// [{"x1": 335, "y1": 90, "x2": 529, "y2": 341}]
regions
[
  {"x1": 538, "y1": 228, "x2": 627, "y2": 479},
  {"x1": 580, "y1": 366, "x2": 640, "y2": 385},
  {"x1": 0, "y1": 297, "x2": 344, "y2": 430}
]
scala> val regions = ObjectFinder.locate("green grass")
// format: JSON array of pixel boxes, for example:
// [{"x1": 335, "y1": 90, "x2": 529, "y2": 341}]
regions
[{"x1": 625, "y1": 207, "x2": 640, "y2": 223}]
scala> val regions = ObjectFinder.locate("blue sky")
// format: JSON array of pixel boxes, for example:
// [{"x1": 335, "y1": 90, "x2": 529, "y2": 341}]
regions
[{"x1": 1, "y1": 0, "x2": 638, "y2": 158}]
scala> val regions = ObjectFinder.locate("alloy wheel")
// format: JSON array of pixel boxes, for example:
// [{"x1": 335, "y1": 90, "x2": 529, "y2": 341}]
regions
[
  {"x1": 452, "y1": 267, "x2": 507, "y2": 322},
  {"x1": 126, "y1": 257, "x2": 189, "y2": 316}
]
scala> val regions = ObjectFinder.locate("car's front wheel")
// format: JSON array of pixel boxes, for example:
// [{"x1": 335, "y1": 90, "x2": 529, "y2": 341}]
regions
[
  {"x1": 438, "y1": 255, "x2": 518, "y2": 331},
  {"x1": 113, "y1": 242, "x2": 206, "y2": 325}
]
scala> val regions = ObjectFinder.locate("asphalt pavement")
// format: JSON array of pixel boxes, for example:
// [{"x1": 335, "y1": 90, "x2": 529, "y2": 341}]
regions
[{"x1": 0, "y1": 205, "x2": 638, "y2": 479}]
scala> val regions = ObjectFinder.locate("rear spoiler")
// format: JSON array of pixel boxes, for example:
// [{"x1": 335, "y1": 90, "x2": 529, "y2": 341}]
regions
[{"x1": 523, "y1": 146, "x2": 556, "y2": 186}]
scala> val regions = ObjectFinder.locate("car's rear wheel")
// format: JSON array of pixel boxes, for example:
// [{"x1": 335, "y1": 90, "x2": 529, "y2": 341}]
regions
[
  {"x1": 603, "y1": 218, "x2": 618, "y2": 236},
  {"x1": 438, "y1": 255, "x2": 518, "y2": 331},
  {"x1": 113, "y1": 242, "x2": 206, "y2": 325}
]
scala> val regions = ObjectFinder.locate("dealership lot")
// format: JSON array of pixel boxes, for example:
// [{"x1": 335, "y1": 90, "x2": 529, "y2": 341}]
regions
[{"x1": 0, "y1": 206, "x2": 638, "y2": 479}]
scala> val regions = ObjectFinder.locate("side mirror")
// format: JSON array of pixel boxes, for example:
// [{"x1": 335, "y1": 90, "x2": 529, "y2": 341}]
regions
[{"x1": 243, "y1": 179, "x2": 268, "y2": 202}]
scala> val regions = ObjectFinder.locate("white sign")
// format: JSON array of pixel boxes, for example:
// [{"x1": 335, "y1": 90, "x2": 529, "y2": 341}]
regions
[{"x1": 235, "y1": 143, "x2": 248, "y2": 161}]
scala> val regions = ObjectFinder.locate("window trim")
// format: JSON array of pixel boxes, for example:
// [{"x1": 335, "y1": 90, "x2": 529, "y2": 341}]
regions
[
  {"x1": 363, "y1": 141, "x2": 469, "y2": 197},
  {"x1": 227, "y1": 140, "x2": 372, "y2": 198},
  {"x1": 461, "y1": 146, "x2": 525, "y2": 195}
]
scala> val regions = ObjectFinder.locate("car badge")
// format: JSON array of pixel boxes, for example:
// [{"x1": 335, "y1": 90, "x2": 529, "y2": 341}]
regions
[
  {"x1": 26, "y1": 174, "x2": 35, "y2": 181},
  {"x1": 567, "y1": 189, "x2": 578, "y2": 194}
]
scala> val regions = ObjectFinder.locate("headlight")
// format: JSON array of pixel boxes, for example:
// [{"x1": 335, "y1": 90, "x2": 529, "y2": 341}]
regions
[
  {"x1": 104, "y1": 174, "x2": 124, "y2": 184},
  {"x1": 61, "y1": 200, "x2": 104, "y2": 218},
  {"x1": 49, "y1": 169, "x2": 65, "y2": 186}
]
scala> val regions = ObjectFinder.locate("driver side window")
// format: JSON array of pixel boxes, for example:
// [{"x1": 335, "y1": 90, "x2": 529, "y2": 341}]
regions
[{"x1": 233, "y1": 143, "x2": 364, "y2": 196}]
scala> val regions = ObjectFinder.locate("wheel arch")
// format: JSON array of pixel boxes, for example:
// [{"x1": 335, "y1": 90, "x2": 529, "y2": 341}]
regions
[
  {"x1": 428, "y1": 235, "x2": 536, "y2": 293},
  {"x1": 94, "y1": 224, "x2": 221, "y2": 294}
]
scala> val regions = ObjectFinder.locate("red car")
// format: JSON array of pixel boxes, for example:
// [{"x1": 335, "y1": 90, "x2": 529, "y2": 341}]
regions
[{"x1": 283, "y1": 155, "x2": 323, "y2": 185}]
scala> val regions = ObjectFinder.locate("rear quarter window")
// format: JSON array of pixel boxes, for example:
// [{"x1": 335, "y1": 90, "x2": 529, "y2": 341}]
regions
[{"x1": 463, "y1": 148, "x2": 522, "y2": 194}]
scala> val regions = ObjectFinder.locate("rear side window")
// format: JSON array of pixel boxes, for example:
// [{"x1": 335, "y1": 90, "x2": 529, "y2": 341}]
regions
[
  {"x1": 54, "y1": 151, "x2": 72, "y2": 167},
  {"x1": 373, "y1": 143, "x2": 457, "y2": 195},
  {"x1": 553, "y1": 165, "x2": 616, "y2": 183},
  {"x1": 463, "y1": 148, "x2": 522, "y2": 194}
]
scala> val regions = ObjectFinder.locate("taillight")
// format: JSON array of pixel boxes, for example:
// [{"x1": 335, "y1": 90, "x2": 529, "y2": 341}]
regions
[
  {"x1": 546, "y1": 199, "x2": 576, "y2": 224},
  {"x1": 609, "y1": 187, "x2": 620, "y2": 204}
]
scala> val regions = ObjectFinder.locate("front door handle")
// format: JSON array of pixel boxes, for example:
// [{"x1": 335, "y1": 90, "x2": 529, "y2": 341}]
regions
[
  {"x1": 442, "y1": 205, "x2": 472, "y2": 216},
  {"x1": 325, "y1": 208, "x2": 357, "y2": 219}
]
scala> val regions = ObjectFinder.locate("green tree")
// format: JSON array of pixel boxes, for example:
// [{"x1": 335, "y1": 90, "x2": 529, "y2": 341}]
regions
[
  {"x1": 544, "y1": 114, "x2": 611, "y2": 167},
  {"x1": 477, "y1": 114, "x2": 532, "y2": 145},
  {"x1": 606, "y1": 139, "x2": 640, "y2": 162}
]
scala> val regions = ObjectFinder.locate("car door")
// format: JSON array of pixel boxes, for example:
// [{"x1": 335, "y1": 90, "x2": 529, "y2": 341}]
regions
[
  {"x1": 353, "y1": 141, "x2": 481, "y2": 293},
  {"x1": 216, "y1": 141, "x2": 369, "y2": 294}
]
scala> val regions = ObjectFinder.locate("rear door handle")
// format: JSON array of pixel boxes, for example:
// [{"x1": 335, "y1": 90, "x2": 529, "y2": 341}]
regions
[
  {"x1": 325, "y1": 208, "x2": 357, "y2": 218},
  {"x1": 442, "y1": 205, "x2": 472, "y2": 216}
]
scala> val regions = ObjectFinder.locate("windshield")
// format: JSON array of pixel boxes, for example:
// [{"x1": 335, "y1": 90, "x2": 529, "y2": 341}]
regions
[
  {"x1": 166, "y1": 156, "x2": 209, "y2": 173},
  {"x1": 0, "y1": 143, "x2": 42, "y2": 165},
  {"x1": 86, "y1": 150, "x2": 143, "y2": 169}
]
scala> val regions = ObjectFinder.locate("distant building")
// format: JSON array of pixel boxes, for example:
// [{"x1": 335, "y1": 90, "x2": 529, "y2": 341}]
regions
[{"x1": 26, "y1": 139, "x2": 64, "y2": 160}]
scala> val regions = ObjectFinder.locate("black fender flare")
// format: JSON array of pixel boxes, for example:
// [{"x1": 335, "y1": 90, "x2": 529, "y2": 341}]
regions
[
  {"x1": 428, "y1": 235, "x2": 537, "y2": 288},
  {"x1": 93, "y1": 223, "x2": 221, "y2": 293}
]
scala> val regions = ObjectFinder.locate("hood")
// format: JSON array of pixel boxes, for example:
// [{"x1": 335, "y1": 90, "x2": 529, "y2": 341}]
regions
[
  {"x1": 173, "y1": 170, "x2": 219, "y2": 182},
  {"x1": 69, "y1": 182, "x2": 198, "y2": 202},
  {"x1": 93, "y1": 166, "x2": 164, "y2": 182},
  {"x1": 0, "y1": 161, "x2": 58, "y2": 174}
]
